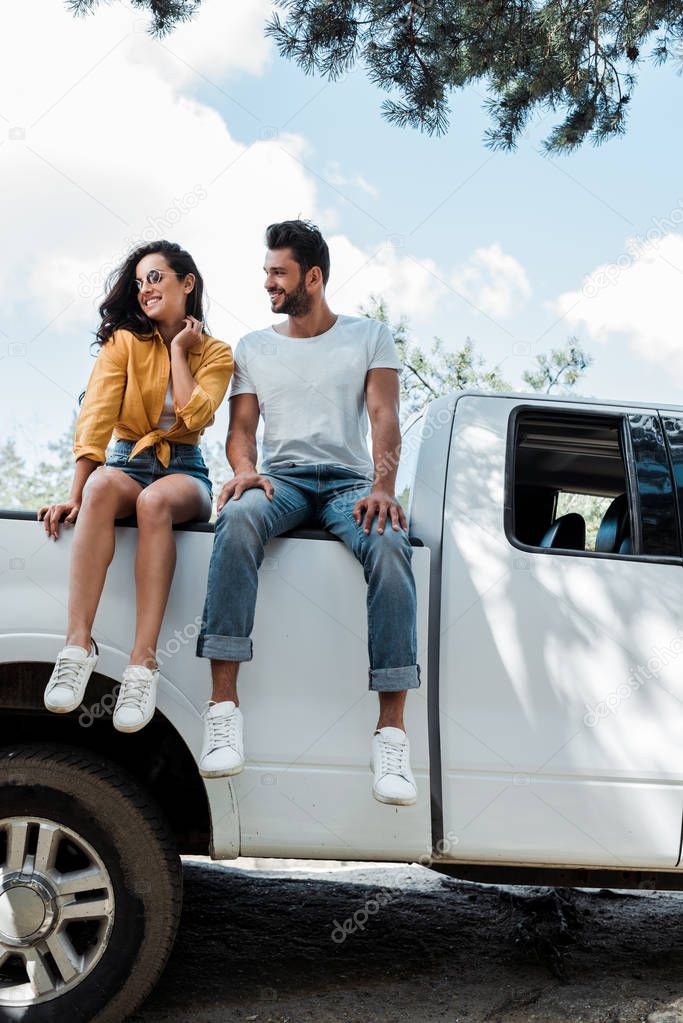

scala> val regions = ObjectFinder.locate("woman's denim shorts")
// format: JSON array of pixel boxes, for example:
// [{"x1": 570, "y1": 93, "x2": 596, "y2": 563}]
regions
[{"x1": 105, "y1": 439, "x2": 213, "y2": 501}]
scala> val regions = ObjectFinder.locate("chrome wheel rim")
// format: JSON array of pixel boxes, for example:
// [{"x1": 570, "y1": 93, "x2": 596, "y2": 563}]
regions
[{"x1": 0, "y1": 817, "x2": 115, "y2": 1005}]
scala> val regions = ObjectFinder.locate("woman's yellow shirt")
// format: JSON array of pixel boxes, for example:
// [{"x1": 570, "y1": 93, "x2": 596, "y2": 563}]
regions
[{"x1": 73, "y1": 326, "x2": 233, "y2": 468}]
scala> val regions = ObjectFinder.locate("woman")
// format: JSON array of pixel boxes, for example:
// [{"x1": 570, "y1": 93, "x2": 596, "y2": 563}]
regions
[{"x1": 38, "y1": 240, "x2": 233, "y2": 733}]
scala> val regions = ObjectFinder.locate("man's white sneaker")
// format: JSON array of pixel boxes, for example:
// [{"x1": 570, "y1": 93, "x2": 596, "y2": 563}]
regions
[
  {"x1": 371, "y1": 726, "x2": 417, "y2": 806},
  {"x1": 44, "y1": 641, "x2": 99, "y2": 713},
  {"x1": 113, "y1": 665, "x2": 159, "y2": 733},
  {"x1": 199, "y1": 701, "x2": 245, "y2": 778}
]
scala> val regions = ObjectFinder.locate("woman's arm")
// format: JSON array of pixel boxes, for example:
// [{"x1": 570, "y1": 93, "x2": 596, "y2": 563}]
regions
[
  {"x1": 170, "y1": 318, "x2": 234, "y2": 430},
  {"x1": 170, "y1": 342, "x2": 199, "y2": 409},
  {"x1": 73, "y1": 333, "x2": 128, "y2": 464},
  {"x1": 39, "y1": 334, "x2": 127, "y2": 539},
  {"x1": 70, "y1": 457, "x2": 100, "y2": 501},
  {"x1": 37, "y1": 457, "x2": 100, "y2": 540}
]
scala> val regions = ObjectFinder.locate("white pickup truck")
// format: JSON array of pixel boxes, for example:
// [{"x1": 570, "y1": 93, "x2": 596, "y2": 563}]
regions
[{"x1": 2, "y1": 389, "x2": 683, "y2": 1022}]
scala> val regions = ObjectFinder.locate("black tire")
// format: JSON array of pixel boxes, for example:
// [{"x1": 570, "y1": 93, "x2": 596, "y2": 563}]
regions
[{"x1": 0, "y1": 744, "x2": 183, "y2": 1023}]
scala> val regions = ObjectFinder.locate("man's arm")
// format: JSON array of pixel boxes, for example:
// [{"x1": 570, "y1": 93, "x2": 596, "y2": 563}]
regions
[
  {"x1": 216, "y1": 393, "x2": 274, "y2": 513},
  {"x1": 353, "y1": 368, "x2": 408, "y2": 535},
  {"x1": 227, "y1": 393, "x2": 259, "y2": 473}
]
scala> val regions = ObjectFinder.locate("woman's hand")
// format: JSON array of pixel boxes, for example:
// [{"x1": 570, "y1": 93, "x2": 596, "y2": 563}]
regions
[
  {"x1": 170, "y1": 315, "x2": 203, "y2": 354},
  {"x1": 37, "y1": 499, "x2": 80, "y2": 541}
]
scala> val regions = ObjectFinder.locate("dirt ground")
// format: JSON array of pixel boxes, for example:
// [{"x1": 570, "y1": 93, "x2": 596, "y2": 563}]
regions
[{"x1": 131, "y1": 858, "x2": 683, "y2": 1023}]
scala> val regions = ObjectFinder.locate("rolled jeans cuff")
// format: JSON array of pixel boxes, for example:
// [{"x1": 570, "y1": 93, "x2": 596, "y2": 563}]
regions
[
  {"x1": 369, "y1": 664, "x2": 421, "y2": 692},
  {"x1": 196, "y1": 634, "x2": 253, "y2": 661}
]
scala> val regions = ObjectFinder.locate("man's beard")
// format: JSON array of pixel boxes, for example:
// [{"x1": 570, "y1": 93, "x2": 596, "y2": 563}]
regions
[{"x1": 276, "y1": 276, "x2": 312, "y2": 316}]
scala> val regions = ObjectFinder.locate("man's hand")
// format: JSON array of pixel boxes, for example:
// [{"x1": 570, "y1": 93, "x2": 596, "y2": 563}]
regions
[
  {"x1": 217, "y1": 471, "x2": 274, "y2": 513},
  {"x1": 353, "y1": 489, "x2": 407, "y2": 535}
]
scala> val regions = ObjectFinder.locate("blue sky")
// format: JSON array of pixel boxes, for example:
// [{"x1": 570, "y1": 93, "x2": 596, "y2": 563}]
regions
[
  {"x1": 222, "y1": 51, "x2": 681, "y2": 402},
  {"x1": 3, "y1": 1, "x2": 682, "y2": 469}
]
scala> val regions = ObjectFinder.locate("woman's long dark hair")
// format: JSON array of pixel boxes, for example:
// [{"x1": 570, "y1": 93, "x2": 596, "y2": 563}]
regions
[{"x1": 95, "y1": 239, "x2": 208, "y2": 346}]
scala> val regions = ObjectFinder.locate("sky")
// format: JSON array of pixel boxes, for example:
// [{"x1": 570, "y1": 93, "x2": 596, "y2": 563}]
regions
[{"x1": 2, "y1": 0, "x2": 682, "y2": 468}]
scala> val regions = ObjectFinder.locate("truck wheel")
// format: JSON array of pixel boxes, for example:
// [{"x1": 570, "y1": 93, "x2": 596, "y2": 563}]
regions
[{"x1": 0, "y1": 744, "x2": 183, "y2": 1023}]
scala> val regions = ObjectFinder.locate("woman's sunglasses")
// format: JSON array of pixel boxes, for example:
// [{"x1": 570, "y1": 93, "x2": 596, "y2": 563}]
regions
[{"x1": 135, "y1": 268, "x2": 183, "y2": 291}]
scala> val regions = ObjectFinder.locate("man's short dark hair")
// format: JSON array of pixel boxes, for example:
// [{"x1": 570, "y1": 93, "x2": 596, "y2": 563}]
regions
[{"x1": 265, "y1": 219, "x2": 330, "y2": 287}]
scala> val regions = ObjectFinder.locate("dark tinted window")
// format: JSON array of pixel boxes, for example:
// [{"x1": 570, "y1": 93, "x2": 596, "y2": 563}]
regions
[
  {"x1": 659, "y1": 415, "x2": 683, "y2": 555},
  {"x1": 628, "y1": 413, "x2": 679, "y2": 557}
]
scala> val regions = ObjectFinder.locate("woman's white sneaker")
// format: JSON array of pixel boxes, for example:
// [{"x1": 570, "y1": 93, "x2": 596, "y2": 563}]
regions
[
  {"x1": 199, "y1": 701, "x2": 244, "y2": 778},
  {"x1": 371, "y1": 726, "x2": 417, "y2": 805},
  {"x1": 44, "y1": 641, "x2": 99, "y2": 713},
  {"x1": 113, "y1": 665, "x2": 159, "y2": 733}
]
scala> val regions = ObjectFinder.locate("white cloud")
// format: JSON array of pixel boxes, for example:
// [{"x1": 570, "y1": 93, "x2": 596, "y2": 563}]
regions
[
  {"x1": 325, "y1": 161, "x2": 379, "y2": 198},
  {"x1": 5, "y1": 6, "x2": 266, "y2": 126},
  {"x1": 451, "y1": 243, "x2": 532, "y2": 319},
  {"x1": 131, "y1": 0, "x2": 273, "y2": 82},
  {"x1": 0, "y1": 0, "x2": 454, "y2": 344},
  {"x1": 1, "y1": 0, "x2": 277, "y2": 325},
  {"x1": 552, "y1": 232, "x2": 683, "y2": 375},
  {"x1": 1, "y1": 0, "x2": 512, "y2": 459},
  {"x1": 326, "y1": 236, "x2": 442, "y2": 319}
]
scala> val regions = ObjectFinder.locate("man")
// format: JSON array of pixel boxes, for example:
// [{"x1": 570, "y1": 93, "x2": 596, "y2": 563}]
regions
[{"x1": 196, "y1": 219, "x2": 420, "y2": 805}]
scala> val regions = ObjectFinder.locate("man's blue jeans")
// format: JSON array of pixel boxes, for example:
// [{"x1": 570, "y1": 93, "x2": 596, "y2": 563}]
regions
[{"x1": 196, "y1": 463, "x2": 421, "y2": 692}]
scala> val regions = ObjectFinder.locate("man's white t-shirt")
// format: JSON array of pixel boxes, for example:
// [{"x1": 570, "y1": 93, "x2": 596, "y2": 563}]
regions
[{"x1": 228, "y1": 314, "x2": 403, "y2": 477}]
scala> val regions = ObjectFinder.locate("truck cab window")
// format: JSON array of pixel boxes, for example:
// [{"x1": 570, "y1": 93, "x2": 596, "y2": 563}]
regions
[
  {"x1": 509, "y1": 408, "x2": 680, "y2": 559},
  {"x1": 510, "y1": 410, "x2": 634, "y2": 557}
]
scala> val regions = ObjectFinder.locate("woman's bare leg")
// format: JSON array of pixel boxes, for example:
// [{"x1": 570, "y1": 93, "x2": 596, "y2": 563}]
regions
[
  {"x1": 130, "y1": 474, "x2": 211, "y2": 669},
  {"x1": 66, "y1": 467, "x2": 143, "y2": 649}
]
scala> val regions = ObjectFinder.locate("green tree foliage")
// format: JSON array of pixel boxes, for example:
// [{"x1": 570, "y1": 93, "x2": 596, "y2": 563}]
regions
[
  {"x1": 362, "y1": 295, "x2": 510, "y2": 415},
  {"x1": 66, "y1": 1, "x2": 683, "y2": 150},
  {"x1": 0, "y1": 439, "x2": 37, "y2": 510},
  {"x1": 0, "y1": 412, "x2": 80, "y2": 510},
  {"x1": 362, "y1": 295, "x2": 590, "y2": 415},
  {"x1": 264, "y1": 0, "x2": 683, "y2": 152},
  {"x1": 67, "y1": 0, "x2": 201, "y2": 36},
  {"x1": 522, "y1": 342, "x2": 593, "y2": 393}
]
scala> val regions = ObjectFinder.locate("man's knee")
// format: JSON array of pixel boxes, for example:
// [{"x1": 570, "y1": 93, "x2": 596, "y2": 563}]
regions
[
  {"x1": 363, "y1": 526, "x2": 413, "y2": 571},
  {"x1": 214, "y1": 489, "x2": 274, "y2": 544}
]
